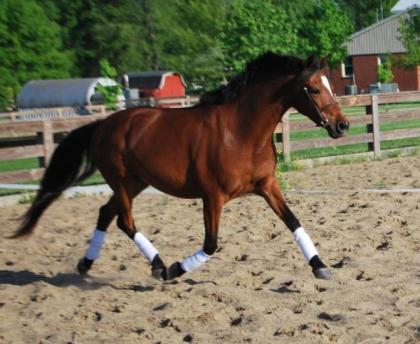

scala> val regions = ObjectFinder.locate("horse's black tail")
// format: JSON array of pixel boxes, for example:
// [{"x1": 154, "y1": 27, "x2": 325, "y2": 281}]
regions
[{"x1": 9, "y1": 120, "x2": 103, "y2": 239}]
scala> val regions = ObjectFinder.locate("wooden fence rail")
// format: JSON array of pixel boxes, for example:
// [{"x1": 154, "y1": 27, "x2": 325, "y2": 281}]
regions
[{"x1": 0, "y1": 92, "x2": 420, "y2": 183}]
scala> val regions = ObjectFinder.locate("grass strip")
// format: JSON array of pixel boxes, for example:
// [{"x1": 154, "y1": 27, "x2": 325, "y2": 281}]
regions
[{"x1": 0, "y1": 157, "x2": 40, "y2": 172}]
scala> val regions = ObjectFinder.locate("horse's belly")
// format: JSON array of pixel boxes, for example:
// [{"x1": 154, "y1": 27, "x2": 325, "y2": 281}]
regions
[
  {"x1": 127, "y1": 156, "x2": 202, "y2": 199},
  {"x1": 151, "y1": 183, "x2": 201, "y2": 199},
  {"x1": 144, "y1": 176, "x2": 201, "y2": 199}
]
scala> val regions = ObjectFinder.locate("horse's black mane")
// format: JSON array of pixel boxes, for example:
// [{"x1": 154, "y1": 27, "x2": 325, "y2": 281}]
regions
[{"x1": 198, "y1": 52, "x2": 318, "y2": 106}]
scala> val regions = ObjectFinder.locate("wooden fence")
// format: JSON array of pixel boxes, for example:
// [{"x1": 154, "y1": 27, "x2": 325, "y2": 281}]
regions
[
  {"x1": 276, "y1": 91, "x2": 420, "y2": 162},
  {"x1": 0, "y1": 91, "x2": 420, "y2": 183},
  {"x1": 0, "y1": 115, "x2": 107, "y2": 183}
]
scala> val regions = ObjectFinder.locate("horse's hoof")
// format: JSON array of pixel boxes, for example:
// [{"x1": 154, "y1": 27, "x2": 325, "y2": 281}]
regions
[
  {"x1": 77, "y1": 257, "x2": 93, "y2": 275},
  {"x1": 151, "y1": 255, "x2": 167, "y2": 281},
  {"x1": 151, "y1": 267, "x2": 166, "y2": 281},
  {"x1": 313, "y1": 267, "x2": 332, "y2": 280},
  {"x1": 165, "y1": 262, "x2": 186, "y2": 280}
]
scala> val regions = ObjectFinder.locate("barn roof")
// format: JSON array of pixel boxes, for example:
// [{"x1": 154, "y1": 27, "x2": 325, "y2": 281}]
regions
[
  {"x1": 345, "y1": 11, "x2": 409, "y2": 56},
  {"x1": 124, "y1": 71, "x2": 187, "y2": 89},
  {"x1": 17, "y1": 78, "x2": 118, "y2": 109}
]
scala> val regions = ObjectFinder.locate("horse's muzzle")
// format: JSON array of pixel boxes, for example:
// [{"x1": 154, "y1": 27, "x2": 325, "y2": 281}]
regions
[
  {"x1": 325, "y1": 120, "x2": 349, "y2": 139},
  {"x1": 336, "y1": 120, "x2": 350, "y2": 135}
]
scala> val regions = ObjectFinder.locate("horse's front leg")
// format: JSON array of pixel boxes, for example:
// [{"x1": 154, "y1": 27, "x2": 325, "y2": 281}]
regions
[
  {"x1": 259, "y1": 178, "x2": 331, "y2": 279},
  {"x1": 165, "y1": 195, "x2": 224, "y2": 280}
]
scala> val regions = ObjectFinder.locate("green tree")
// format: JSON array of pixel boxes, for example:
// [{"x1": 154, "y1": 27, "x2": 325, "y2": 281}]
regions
[
  {"x1": 221, "y1": 1, "x2": 299, "y2": 73},
  {"x1": 284, "y1": 0, "x2": 353, "y2": 68},
  {"x1": 337, "y1": 0, "x2": 398, "y2": 30},
  {"x1": 96, "y1": 59, "x2": 122, "y2": 110},
  {"x1": 377, "y1": 55, "x2": 394, "y2": 83},
  {"x1": 0, "y1": 0, "x2": 72, "y2": 110},
  {"x1": 399, "y1": 8, "x2": 420, "y2": 68},
  {"x1": 39, "y1": 0, "x2": 226, "y2": 78},
  {"x1": 39, "y1": 0, "x2": 155, "y2": 77},
  {"x1": 157, "y1": 0, "x2": 226, "y2": 89},
  {"x1": 140, "y1": 0, "x2": 160, "y2": 70}
]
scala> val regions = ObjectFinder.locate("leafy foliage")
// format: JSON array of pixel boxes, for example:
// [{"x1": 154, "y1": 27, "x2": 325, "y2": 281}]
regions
[
  {"x1": 0, "y1": 0, "x2": 374, "y2": 110},
  {"x1": 285, "y1": 0, "x2": 353, "y2": 68},
  {"x1": 0, "y1": 0, "x2": 72, "y2": 110},
  {"x1": 377, "y1": 56, "x2": 394, "y2": 83},
  {"x1": 96, "y1": 59, "x2": 122, "y2": 110},
  {"x1": 337, "y1": 0, "x2": 398, "y2": 30},
  {"x1": 37, "y1": 0, "x2": 149, "y2": 76},
  {"x1": 399, "y1": 8, "x2": 420, "y2": 68},
  {"x1": 156, "y1": 0, "x2": 226, "y2": 89},
  {"x1": 221, "y1": 1, "x2": 298, "y2": 73}
]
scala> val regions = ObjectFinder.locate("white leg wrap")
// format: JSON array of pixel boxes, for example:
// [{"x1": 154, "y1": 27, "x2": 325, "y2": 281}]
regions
[
  {"x1": 134, "y1": 232, "x2": 159, "y2": 263},
  {"x1": 293, "y1": 227, "x2": 319, "y2": 262},
  {"x1": 180, "y1": 249, "x2": 211, "y2": 273},
  {"x1": 86, "y1": 229, "x2": 106, "y2": 260}
]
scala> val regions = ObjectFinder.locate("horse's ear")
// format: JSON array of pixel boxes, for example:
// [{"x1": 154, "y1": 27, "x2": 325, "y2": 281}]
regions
[{"x1": 305, "y1": 54, "x2": 320, "y2": 69}]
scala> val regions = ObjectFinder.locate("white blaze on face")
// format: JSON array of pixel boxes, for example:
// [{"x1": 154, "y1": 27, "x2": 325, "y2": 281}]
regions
[{"x1": 321, "y1": 75, "x2": 334, "y2": 97}]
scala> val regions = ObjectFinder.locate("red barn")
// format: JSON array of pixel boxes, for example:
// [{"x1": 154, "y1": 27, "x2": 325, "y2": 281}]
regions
[{"x1": 123, "y1": 71, "x2": 186, "y2": 99}]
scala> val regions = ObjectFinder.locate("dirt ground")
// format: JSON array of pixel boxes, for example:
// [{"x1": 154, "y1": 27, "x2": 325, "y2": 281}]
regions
[{"x1": 1, "y1": 156, "x2": 419, "y2": 344}]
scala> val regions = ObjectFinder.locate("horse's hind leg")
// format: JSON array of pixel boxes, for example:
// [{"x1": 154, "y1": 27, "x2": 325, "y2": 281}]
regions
[
  {"x1": 259, "y1": 178, "x2": 331, "y2": 279},
  {"x1": 77, "y1": 182, "x2": 148, "y2": 275},
  {"x1": 77, "y1": 195, "x2": 119, "y2": 274},
  {"x1": 111, "y1": 180, "x2": 168, "y2": 280}
]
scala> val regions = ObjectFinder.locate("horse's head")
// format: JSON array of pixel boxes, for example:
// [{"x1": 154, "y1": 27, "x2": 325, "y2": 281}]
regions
[{"x1": 292, "y1": 55, "x2": 349, "y2": 139}]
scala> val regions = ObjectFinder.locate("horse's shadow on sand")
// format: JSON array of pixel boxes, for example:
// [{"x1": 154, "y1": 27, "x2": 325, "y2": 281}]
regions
[
  {"x1": 0, "y1": 270, "x2": 218, "y2": 292},
  {"x1": 0, "y1": 269, "x2": 119, "y2": 291}
]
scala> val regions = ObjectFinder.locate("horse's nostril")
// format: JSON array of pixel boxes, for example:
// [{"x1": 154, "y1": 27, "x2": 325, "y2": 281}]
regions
[{"x1": 337, "y1": 121, "x2": 349, "y2": 133}]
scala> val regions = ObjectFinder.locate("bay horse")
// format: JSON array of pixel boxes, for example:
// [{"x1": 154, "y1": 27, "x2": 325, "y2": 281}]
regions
[{"x1": 10, "y1": 53, "x2": 349, "y2": 281}]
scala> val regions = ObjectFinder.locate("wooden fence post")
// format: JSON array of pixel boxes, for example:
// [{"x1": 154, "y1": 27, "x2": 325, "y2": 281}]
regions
[
  {"x1": 365, "y1": 95, "x2": 381, "y2": 158},
  {"x1": 281, "y1": 111, "x2": 291, "y2": 163},
  {"x1": 37, "y1": 120, "x2": 54, "y2": 167},
  {"x1": 371, "y1": 95, "x2": 381, "y2": 158}
]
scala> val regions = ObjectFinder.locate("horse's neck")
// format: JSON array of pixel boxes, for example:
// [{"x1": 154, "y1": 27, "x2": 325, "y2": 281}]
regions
[{"x1": 230, "y1": 92, "x2": 289, "y2": 146}]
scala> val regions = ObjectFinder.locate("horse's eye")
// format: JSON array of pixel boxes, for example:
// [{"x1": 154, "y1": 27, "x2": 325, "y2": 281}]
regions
[{"x1": 307, "y1": 87, "x2": 320, "y2": 95}]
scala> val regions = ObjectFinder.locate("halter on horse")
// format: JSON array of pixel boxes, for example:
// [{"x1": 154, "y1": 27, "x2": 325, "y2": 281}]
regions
[{"x1": 10, "y1": 53, "x2": 349, "y2": 281}]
